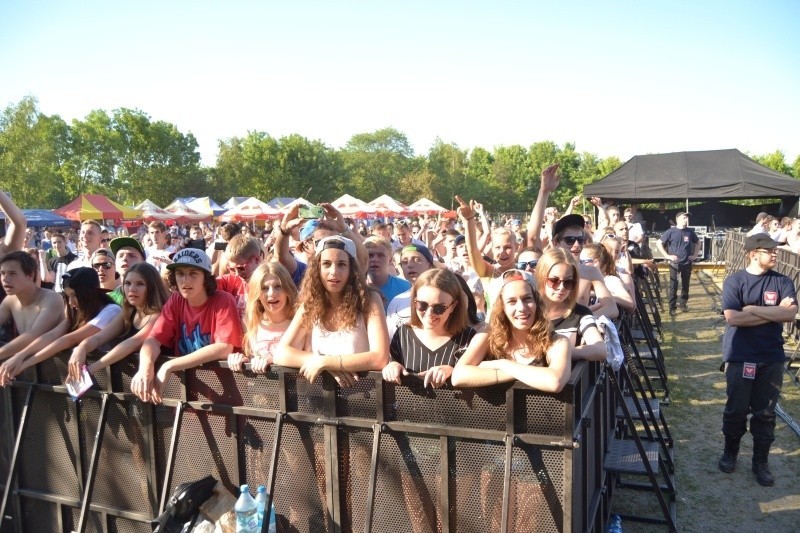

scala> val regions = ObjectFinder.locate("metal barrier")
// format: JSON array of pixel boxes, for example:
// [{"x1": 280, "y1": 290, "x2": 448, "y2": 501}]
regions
[{"x1": 1, "y1": 351, "x2": 612, "y2": 533}]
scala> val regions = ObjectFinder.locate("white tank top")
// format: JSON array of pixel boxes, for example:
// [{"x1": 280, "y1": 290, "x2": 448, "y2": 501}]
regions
[{"x1": 310, "y1": 316, "x2": 369, "y2": 355}]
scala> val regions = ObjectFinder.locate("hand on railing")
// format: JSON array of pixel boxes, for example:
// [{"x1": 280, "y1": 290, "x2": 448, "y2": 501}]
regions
[
  {"x1": 422, "y1": 365, "x2": 453, "y2": 389},
  {"x1": 228, "y1": 352, "x2": 249, "y2": 372},
  {"x1": 131, "y1": 368, "x2": 154, "y2": 402},
  {"x1": 68, "y1": 346, "x2": 88, "y2": 383}
]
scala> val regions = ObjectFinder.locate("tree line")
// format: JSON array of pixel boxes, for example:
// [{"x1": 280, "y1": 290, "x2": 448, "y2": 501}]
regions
[{"x1": 2, "y1": 96, "x2": 798, "y2": 214}]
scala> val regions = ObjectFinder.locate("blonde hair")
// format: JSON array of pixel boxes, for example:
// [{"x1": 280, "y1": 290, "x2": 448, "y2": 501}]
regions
[{"x1": 243, "y1": 263, "x2": 298, "y2": 358}]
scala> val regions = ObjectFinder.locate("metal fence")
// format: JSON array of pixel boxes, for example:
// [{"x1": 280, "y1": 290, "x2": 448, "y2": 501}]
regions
[{"x1": 1, "y1": 351, "x2": 613, "y2": 533}]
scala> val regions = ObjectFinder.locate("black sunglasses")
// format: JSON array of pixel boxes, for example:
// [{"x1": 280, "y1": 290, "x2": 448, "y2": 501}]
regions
[
  {"x1": 561, "y1": 236, "x2": 586, "y2": 246},
  {"x1": 415, "y1": 300, "x2": 454, "y2": 316},
  {"x1": 516, "y1": 260, "x2": 538, "y2": 270},
  {"x1": 92, "y1": 262, "x2": 113, "y2": 270},
  {"x1": 545, "y1": 277, "x2": 576, "y2": 290}
]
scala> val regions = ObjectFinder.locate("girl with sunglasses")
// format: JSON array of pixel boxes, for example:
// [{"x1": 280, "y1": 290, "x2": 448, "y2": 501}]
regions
[
  {"x1": 228, "y1": 262, "x2": 297, "y2": 374},
  {"x1": 276, "y1": 236, "x2": 389, "y2": 386},
  {"x1": 451, "y1": 269, "x2": 570, "y2": 392},
  {"x1": 66, "y1": 262, "x2": 170, "y2": 381},
  {"x1": 382, "y1": 269, "x2": 478, "y2": 388},
  {"x1": 535, "y1": 249, "x2": 607, "y2": 362}
]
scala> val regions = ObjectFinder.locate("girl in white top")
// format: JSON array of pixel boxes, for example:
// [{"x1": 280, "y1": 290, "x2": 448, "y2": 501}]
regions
[
  {"x1": 276, "y1": 236, "x2": 389, "y2": 386},
  {"x1": 228, "y1": 262, "x2": 297, "y2": 374}
]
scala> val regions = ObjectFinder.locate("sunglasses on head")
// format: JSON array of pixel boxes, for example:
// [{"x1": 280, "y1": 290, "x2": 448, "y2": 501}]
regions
[
  {"x1": 92, "y1": 262, "x2": 113, "y2": 270},
  {"x1": 561, "y1": 236, "x2": 586, "y2": 246},
  {"x1": 516, "y1": 260, "x2": 538, "y2": 270},
  {"x1": 546, "y1": 277, "x2": 575, "y2": 290},
  {"x1": 415, "y1": 300, "x2": 454, "y2": 316}
]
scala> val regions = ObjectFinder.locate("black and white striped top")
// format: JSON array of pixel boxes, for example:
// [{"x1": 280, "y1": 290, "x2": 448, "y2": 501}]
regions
[{"x1": 390, "y1": 325, "x2": 477, "y2": 372}]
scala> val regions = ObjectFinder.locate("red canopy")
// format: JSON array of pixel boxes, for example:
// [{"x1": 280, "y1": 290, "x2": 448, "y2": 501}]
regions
[{"x1": 54, "y1": 194, "x2": 142, "y2": 221}]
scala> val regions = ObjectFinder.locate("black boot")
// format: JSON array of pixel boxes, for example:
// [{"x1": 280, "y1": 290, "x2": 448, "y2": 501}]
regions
[
  {"x1": 718, "y1": 437, "x2": 739, "y2": 473},
  {"x1": 752, "y1": 441, "x2": 774, "y2": 486}
]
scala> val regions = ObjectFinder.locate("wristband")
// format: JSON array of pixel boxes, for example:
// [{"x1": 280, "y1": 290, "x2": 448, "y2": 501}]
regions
[{"x1": 280, "y1": 227, "x2": 291, "y2": 236}]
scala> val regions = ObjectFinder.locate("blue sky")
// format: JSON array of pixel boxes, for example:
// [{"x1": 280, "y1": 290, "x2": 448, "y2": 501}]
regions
[{"x1": 1, "y1": 1, "x2": 798, "y2": 166}]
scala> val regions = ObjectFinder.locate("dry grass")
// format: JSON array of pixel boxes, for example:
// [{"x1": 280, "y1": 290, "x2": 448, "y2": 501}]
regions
[{"x1": 610, "y1": 268, "x2": 800, "y2": 532}]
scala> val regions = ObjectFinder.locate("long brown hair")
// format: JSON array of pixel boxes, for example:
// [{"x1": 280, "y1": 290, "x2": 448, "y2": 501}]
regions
[
  {"x1": 583, "y1": 243, "x2": 617, "y2": 277},
  {"x1": 121, "y1": 263, "x2": 170, "y2": 333},
  {"x1": 298, "y1": 249, "x2": 373, "y2": 331},
  {"x1": 535, "y1": 248, "x2": 580, "y2": 318},
  {"x1": 408, "y1": 269, "x2": 468, "y2": 335},
  {"x1": 487, "y1": 276, "x2": 554, "y2": 364}
]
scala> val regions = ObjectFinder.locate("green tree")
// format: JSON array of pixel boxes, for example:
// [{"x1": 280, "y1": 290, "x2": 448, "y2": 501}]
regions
[
  {"x1": 793, "y1": 154, "x2": 800, "y2": 179},
  {"x1": 341, "y1": 128, "x2": 418, "y2": 201},
  {"x1": 426, "y1": 140, "x2": 468, "y2": 208},
  {"x1": 751, "y1": 150, "x2": 791, "y2": 175}
]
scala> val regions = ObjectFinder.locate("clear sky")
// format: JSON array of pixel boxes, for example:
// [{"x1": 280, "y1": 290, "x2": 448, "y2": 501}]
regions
[{"x1": 1, "y1": 0, "x2": 798, "y2": 167}]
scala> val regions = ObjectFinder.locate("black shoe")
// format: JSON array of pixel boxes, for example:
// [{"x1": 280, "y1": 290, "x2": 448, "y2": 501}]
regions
[
  {"x1": 718, "y1": 452, "x2": 737, "y2": 473},
  {"x1": 669, "y1": 308, "x2": 677, "y2": 317},
  {"x1": 752, "y1": 462, "x2": 774, "y2": 486},
  {"x1": 680, "y1": 303, "x2": 688, "y2": 312}
]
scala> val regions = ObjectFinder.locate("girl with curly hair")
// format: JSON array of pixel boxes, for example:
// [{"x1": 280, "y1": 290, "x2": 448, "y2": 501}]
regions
[
  {"x1": 275, "y1": 236, "x2": 389, "y2": 385},
  {"x1": 228, "y1": 262, "x2": 298, "y2": 374},
  {"x1": 535, "y1": 248, "x2": 606, "y2": 361},
  {"x1": 451, "y1": 269, "x2": 570, "y2": 392}
]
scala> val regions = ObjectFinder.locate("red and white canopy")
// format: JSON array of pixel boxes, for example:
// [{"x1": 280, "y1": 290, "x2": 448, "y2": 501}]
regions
[
  {"x1": 407, "y1": 197, "x2": 448, "y2": 215},
  {"x1": 368, "y1": 194, "x2": 412, "y2": 217},
  {"x1": 330, "y1": 194, "x2": 376, "y2": 219},
  {"x1": 219, "y1": 197, "x2": 281, "y2": 222}
]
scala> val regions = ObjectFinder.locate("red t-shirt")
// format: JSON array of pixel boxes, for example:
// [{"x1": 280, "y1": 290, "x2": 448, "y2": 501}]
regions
[
  {"x1": 150, "y1": 291, "x2": 243, "y2": 355},
  {"x1": 216, "y1": 274, "x2": 247, "y2": 318}
]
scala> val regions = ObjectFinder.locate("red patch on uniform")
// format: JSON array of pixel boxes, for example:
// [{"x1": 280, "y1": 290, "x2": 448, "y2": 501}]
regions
[{"x1": 764, "y1": 291, "x2": 778, "y2": 305}]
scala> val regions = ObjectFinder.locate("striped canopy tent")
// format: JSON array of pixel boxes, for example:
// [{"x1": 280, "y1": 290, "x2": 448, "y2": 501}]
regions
[
  {"x1": 134, "y1": 199, "x2": 174, "y2": 222},
  {"x1": 406, "y1": 197, "x2": 448, "y2": 215},
  {"x1": 219, "y1": 197, "x2": 281, "y2": 222},
  {"x1": 221, "y1": 196, "x2": 254, "y2": 209},
  {"x1": 54, "y1": 194, "x2": 142, "y2": 221},
  {"x1": 163, "y1": 199, "x2": 212, "y2": 223},
  {"x1": 367, "y1": 194, "x2": 412, "y2": 217},
  {"x1": 186, "y1": 197, "x2": 226, "y2": 217},
  {"x1": 330, "y1": 194, "x2": 376, "y2": 219}
]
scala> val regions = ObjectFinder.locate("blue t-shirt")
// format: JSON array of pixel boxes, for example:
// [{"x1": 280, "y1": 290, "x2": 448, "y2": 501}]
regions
[
  {"x1": 379, "y1": 275, "x2": 412, "y2": 311},
  {"x1": 721, "y1": 268, "x2": 796, "y2": 363},
  {"x1": 292, "y1": 259, "x2": 307, "y2": 288},
  {"x1": 660, "y1": 227, "x2": 699, "y2": 265}
]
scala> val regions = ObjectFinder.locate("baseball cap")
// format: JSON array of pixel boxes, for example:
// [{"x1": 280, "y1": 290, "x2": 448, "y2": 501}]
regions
[
  {"x1": 299, "y1": 220, "x2": 321, "y2": 241},
  {"x1": 62, "y1": 267, "x2": 100, "y2": 290},
  {"x1": 676, "y1": 212, "x2": 691, "y2": 218},
  {"x1": 552, "y1": 214, "x2": 586, "y2": 239},
  {"x1": 401, "y1": 244, "x2": 434, "y2": 266},
  {"x1": 744, "y1": 234, "x2": 780, "y2": 252},
  {"x1": 166, "y1": 248, "x2": 213, "y2": 274},
  {"x1": 315, "y1": 235, "x2": 357, "y2": 260},
  {"x1": 454, "y1": 235, "x2": 466, "y2": 247},
  {"x1": 109, "y1": 237, "x2": 145, "y2": 258}
]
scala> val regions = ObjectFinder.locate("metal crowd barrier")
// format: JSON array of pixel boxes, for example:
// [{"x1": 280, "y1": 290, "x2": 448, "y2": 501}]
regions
[{"x1": 1, "y1": 351, "x2": 613, "y2": 533}]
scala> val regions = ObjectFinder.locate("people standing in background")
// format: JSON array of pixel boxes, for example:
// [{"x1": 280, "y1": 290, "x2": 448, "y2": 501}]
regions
[{"x1": 657, "y1": 212, "x2": 699, "y2": 317}]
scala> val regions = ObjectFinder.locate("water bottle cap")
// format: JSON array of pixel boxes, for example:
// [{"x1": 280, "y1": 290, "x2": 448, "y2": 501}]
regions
[
  {"x1": 257, "y1": 485, "x2": 266, "y2": 492},
  {"x1": 240, "y1": 484, "x2": 249, "y2": 492}
]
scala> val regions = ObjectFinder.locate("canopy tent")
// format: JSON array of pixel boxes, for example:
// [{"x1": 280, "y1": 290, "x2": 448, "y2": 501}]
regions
[
  {"x1": 219, "y1": 197, "x2": 281, "y2": 222},
  {"x1": 187, "y1": 197, "x2": 226, "y2": 217},
  {"x1": 267, "y1": 197, "x2": 296, "y2": 209},
  {"x1": 277, "y1": 198, "x2": 310, "y2": 214},
  {"x1": 407, "y1": 198, "x2": 448, "y2": 215},
  {"x1": 2, "y1": 209, "x2": 73, "y2": 228},
  {"x1": 54, "y1": 194, "x2": 142, "y2": 221},
  {"x1": 367, "y1": 194, "x2": 412, "y2": 217},
  {"x1": 134, "y1": 199, "x2": 174, "y2": 222},
  {"x1": 163, "y1": 199, "x2": 213, "y2": 223},
  {"x1": 330, "y1": 194, "x2": 376, "y2": 219},
  {"x1": 583, "y1": 149, "x2": 800, "y2": 203},
  {"x1": 221, "y1": 196, "x2": 254, "y2": 209}
]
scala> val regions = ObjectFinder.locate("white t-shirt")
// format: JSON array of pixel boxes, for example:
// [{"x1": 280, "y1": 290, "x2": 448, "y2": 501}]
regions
[{"x1": 87, "y1": 303, "x2": 123, "y2": 329}]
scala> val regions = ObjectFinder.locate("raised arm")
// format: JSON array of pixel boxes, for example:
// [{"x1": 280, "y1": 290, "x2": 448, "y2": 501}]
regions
[
  {"x1": 526, "y1": 163, "x2": 560, "y2": 250},
  {"x1": 456, "y1": 196, "x2": 493, "y2": 278},
  {"x1": 275, "y1": 206, "x2": 305, "y2": 276},
  {"x1": 321, "y1": 203, "x2": 368, "y2": 275},
  {"x1": 0, "y1": 191, "x2": 26, "y2": 255}
]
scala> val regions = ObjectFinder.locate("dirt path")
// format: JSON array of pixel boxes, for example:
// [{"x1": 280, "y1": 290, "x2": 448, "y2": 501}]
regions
[{"x1": 613, "y1": 268, "x2": 800, "y2": 532}]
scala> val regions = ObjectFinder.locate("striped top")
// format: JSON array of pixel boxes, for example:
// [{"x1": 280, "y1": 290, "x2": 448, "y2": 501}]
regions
[{"x1": 390, "y1": 325, "x2": 477, "y2": 372}]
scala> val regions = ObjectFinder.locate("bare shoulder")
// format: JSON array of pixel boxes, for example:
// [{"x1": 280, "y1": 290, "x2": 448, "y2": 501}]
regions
[{"x1": 37, "y1": 288, "x2": 65, "y2": 306}]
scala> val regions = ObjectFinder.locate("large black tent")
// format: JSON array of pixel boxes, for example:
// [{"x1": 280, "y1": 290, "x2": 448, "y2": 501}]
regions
[{"x1": 583, "y1": 149, "x2": 800, "y2": 203}]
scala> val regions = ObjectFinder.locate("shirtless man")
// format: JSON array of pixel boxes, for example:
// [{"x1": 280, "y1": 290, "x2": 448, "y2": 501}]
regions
[
  {"x1": 552, "y1": 214, "x2": 618, "y2": 319},
  {"x1": 0, "y1": 251, "x2": 65, "y2": 384}
]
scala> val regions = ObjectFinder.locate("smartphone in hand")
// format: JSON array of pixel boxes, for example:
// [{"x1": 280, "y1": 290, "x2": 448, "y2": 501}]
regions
[{"x1": 299, "y1": 205, "x2": 324, "y2": 219}]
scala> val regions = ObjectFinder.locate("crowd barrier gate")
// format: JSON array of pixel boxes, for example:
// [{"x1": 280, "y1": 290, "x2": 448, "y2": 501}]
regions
[{"x1": 1, "y1": 352, "x2": 613, "y2": 533}]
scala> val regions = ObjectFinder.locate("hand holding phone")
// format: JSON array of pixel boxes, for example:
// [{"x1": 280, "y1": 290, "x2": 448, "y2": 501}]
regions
[{"x1": 299, "y1": 205, "x2": 324, "y2": 219}]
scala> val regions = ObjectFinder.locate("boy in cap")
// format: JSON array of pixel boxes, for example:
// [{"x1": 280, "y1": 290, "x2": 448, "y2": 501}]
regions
[
  {"x1": 718, "y1": 234, "x2": 796, "y2": 486},
  {"x1": 132, "y1": 248, "x2": 242, "y2": 403}
]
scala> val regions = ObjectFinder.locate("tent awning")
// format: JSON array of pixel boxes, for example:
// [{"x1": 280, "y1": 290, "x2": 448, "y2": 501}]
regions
[{"x1": 54, "y1": 195, "x2": 142, "y2": 221}]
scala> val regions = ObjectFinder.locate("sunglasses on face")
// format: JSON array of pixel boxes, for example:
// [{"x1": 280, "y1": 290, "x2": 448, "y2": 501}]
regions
[
  {"x1": 561, "y1": 236, "x2": 586, "y2": 246},
  {"x1": 415, "y1": 300, "x2": 454, "y2": 316},
  {"x1": 92, "y1": 262, "x2": 113, "y2": 270},
  {"x1": 516, "y1": 260, "x2": 538, "y2": 270},
  {"x1": 546, "y1": 277, "x2": 575, "y2": 290},
  {"x1": 580, "y1": 258, "x2": 594, "y2": 265}
]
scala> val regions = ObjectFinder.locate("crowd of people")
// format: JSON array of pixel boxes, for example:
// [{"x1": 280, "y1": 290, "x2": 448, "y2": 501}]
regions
[{"x1": 0, "y1": 172, "x2": 796, "y2": 488}]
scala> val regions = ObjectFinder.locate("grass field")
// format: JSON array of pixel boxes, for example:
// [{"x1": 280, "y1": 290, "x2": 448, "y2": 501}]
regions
[{"x1": 609, "y1": 268, "x2": 800, "y2": 532}]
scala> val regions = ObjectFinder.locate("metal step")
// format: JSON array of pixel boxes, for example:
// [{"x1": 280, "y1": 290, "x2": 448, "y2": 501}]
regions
[
  {"x1": 617, "y1": 395, "x2": 660, "y2": 420},
  {"x1": 604, "y1": 438, "x2": 660, "y2": 475}
]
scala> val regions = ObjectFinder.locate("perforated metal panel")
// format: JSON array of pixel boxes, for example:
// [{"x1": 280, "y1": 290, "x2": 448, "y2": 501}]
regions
[
  {"x1": 0, "y1": 390, "x2": 9, "y2": 485},
  {"x1": 273, "y1": 421, "x2": 328, "y2": 532},
  {"x1": 517, "y1": 388, "x2": 570, "y2": 436},
  {"x1": 91, "y1": 399, "x2": 156, "y2": 515},
  {"x1": 190, "y1": 368, "x2": 281, "y2": 410},
  {"x1": 238, "y1": 415, "x2": 278, "y2": 489},
  {"x1": 108, "y1": 516, "x2": 153, "y2": 533},
  {"x1": 18, "y1": 390, "x2": 81, "y2": 499},
  {"x1": 449, "y1": 438, "x2": 505, "y2": 532},
  {"x1": 67, "y1": 506, "x2": 104, "y2": 533},
  {"x1": 153, "y1": 405, "x2": 176, "y2": 491},
  {"x1": 20, "y1": 497, "x2": 58, "y2": 532},
  {"x1": 373, "y1": 431, "x2": 444, "y2": 533},
  {"x1": 36, "y1": 353, "x2": 69, "y2": 385},
  {"x1": 336, "y1": 427, "x2": 373, "y2": 532},
  {"x1": 385, "y1": 380, "x2": 509, "y2": 430},
  {"x1": 284, "y1": 373, "x2": 325, "y2": 414},
  {"x1": 509, "y1": 443, "x2": 564, "y2": 532},
  {"x1": 335, "y1": 376, "x2": 377, "y2": 419}
]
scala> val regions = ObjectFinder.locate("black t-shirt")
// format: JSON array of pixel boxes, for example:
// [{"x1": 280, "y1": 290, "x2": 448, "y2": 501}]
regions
[
  {"x1": 390, "y1": 325, "x2": 476, "y2": 372},
  {"x1": 551, "y1": 304, "x2": 597, "y2": 347},
  {"x1": 660, "y1": 227, "x2": 699, "y2": 265}
]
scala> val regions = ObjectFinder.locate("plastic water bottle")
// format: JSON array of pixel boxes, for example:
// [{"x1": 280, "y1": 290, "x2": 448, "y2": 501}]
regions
[
  {"x1": 607, "y1": 514, "x2": 623, "y2": 533},
  {"x1": 254, "y1": 485, "x2": 267, "y2": 529},
  {"x1": 266, "y1": 499, "x2": 277, "y2": 533},
  {"x1": 235, "y1": 484, "x2": 258, "y2": 533}
]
